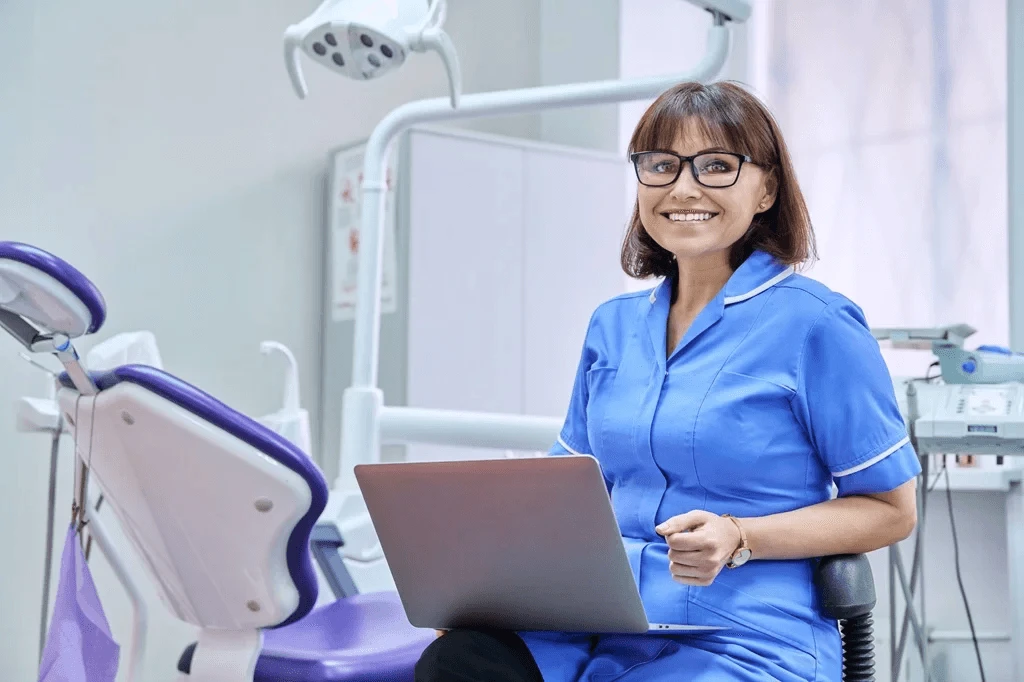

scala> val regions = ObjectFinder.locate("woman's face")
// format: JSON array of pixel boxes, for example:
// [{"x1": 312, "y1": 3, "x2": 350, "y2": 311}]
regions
[{"x1": 636, "y1": 121, "x2": 776, "y2": 267}]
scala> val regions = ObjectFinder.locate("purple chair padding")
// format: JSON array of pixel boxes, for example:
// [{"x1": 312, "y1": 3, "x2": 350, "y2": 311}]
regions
[
  {"x1": 58, "y1": 364, "x2": 327, "y2": 628},
  {"x1": 0, "y1": 241, "x2": 107, "y2": 333},
  {"x1": 256, "y1": 592, "x2": 436, "y2": 682}
]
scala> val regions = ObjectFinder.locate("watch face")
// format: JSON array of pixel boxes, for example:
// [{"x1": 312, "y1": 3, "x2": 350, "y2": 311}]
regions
[{"x1": 731, "y1": 549, "x2": 752, "y2": 567}]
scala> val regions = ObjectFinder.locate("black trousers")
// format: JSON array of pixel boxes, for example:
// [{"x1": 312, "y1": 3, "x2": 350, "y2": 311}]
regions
[{"x1": 415, "y1": 629, "x2": 545, "y2": 682}]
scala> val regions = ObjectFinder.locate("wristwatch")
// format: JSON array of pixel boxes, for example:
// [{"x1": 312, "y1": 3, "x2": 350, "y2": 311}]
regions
[{"x1": 722, "y1": 514, "x2": 751, "y2": 568}]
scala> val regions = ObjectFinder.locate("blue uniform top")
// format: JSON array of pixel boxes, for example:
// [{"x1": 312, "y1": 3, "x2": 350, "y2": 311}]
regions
[{"x1": 519, "y1": 250, "x2": 921, "y2": 682}]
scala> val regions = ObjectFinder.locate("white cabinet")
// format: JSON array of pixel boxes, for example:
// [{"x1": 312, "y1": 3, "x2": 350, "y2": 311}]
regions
[
  {"x1": 521, "y1": 143, "x2": 630, "y2": 419},
  {"x1": 319, "y1": 126, "x2": 628, "y2": 473}
]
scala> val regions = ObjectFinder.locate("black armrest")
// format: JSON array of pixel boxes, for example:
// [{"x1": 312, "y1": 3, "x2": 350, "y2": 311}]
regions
[{"x1": 814, "y1": 553, "x2": 876, "y2": 621}]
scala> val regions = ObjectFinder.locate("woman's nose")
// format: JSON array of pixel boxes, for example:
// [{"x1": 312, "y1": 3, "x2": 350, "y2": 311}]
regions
[{"x1": 669, "y1": 164, "x2": 703, "y2": 199}]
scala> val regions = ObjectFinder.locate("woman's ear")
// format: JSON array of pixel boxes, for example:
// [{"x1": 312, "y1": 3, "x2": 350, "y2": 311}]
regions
[{"x1": 757, "y1": 171, "x2": 779, "y2": 213}]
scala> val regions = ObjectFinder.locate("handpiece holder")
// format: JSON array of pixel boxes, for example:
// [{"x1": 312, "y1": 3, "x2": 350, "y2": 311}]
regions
[{"x1": 872, "y1": 323, "x2": 1024, "y2": 384}]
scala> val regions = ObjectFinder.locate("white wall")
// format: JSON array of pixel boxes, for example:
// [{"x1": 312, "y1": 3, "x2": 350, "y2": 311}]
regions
[
  {"x1": 538, "y1": 0, "x2": 622, "y2": 152},
  {"x1": 0, "y1": 1, "x2": 543, "y2": 679}
]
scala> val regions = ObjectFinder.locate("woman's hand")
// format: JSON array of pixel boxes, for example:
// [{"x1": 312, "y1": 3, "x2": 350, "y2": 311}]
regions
[{"x1": 655, "y1": 510, "x2": 742, "y2": 587}]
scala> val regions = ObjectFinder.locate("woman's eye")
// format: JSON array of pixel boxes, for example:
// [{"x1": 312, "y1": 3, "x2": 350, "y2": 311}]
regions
[{"x1": 652, "y1": 162, "x2": 676, "y2": 173}]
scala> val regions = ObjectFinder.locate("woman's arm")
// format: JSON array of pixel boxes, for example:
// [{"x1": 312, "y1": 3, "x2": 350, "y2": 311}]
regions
[
  {"x1": 740, "y1": 478, "x2": 917, "y2": 560},
  {"x1": 656, "y1": 479, "x2": 917, "y2": 586}
]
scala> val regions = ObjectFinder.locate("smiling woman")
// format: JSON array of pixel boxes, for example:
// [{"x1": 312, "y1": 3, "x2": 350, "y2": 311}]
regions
[
  {"x1": 622, "y1": 80, "x2": 814, "y2": 277},
  {"x1": 415, "y1": 80, "x2": 920, "y2": 682}
]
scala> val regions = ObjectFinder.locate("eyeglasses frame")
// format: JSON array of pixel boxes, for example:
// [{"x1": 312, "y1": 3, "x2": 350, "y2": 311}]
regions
[{"x1": 629, "y1": 150, "x2": 755, "y2": 189}]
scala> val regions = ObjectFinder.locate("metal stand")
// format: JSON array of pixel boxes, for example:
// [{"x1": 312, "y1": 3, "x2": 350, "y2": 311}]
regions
[
  {"x1": 889, "y1": 469, "x2": 933, "y2": 681},
  {"x1": 890, "y1": 381, "x2": 1024, "y2": 681},
  {"x1": 890, "y1": 382, "x2": 933, "y2": 681}
]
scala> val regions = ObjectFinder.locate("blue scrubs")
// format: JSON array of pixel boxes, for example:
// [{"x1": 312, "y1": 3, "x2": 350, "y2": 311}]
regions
[{"x1": 519, "y1": 250, "x2": 921, "y2": 681}]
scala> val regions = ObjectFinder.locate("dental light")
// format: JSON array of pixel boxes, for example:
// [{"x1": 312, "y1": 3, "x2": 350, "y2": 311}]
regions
[{"x1": 284, "y1": 0, "x2": 462, "y2": 108}]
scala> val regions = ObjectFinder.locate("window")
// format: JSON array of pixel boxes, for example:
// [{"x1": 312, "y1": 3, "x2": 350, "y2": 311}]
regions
[{"x1": 761, "y1": 0, "x2": 1009, "y2": 376}]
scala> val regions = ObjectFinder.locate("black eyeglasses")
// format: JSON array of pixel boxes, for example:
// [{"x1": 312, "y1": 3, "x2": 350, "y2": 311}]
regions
[{"x1": 630, "y1": 150, "x2": 754, "y2": 188}]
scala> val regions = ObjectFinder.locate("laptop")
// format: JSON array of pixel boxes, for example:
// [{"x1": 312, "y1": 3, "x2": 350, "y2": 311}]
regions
[{"x1": 354, "y1": 454, "x2": 725, "y2": 635}]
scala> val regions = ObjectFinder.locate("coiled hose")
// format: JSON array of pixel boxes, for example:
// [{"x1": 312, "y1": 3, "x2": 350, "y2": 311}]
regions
[
  {"x1": 815, "y1": 553, "x2": 877, "y2": 682},
  {"x1": 839, "y1": 613, "x2": 875, "y2": 682}
]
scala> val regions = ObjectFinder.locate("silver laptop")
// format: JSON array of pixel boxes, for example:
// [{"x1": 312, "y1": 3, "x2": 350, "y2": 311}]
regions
[{"x1": 354, "y1": 455, "x2": 725, "y2": 635}]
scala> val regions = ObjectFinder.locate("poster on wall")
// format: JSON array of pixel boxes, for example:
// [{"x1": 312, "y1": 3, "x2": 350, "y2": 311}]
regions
[{"x1": 330, "y1": 143, "x2": 399, "y2": 321}]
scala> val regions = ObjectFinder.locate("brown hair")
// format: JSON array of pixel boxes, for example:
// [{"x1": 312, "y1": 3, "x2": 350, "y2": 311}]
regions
[{"x1": 621, "y1": 80, "x2": 816, "y2": 278}]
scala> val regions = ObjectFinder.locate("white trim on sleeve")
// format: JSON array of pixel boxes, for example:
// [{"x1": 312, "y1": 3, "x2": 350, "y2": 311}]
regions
[
  {"x1": 557, "y1": 435, "x2": 589, "y2": 457},
  {"x1": 832, "y1": 435, "x2": 911, "y2": 477}
]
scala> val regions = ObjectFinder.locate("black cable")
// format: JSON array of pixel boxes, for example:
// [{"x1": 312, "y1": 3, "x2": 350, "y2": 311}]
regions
[
  {"x1": 942, "y1": 466, "x2": 986, "y2": 682},
  {"x1": 924, "y1": 360, "x2": 941, "y2": 382},
  {"x1": 927, "y1": 459, "x2": 947, "y2": 492}
]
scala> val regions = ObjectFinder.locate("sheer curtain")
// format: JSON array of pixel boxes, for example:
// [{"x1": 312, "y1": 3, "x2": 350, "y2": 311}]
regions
[{"x1": 759, "y1": 0, "x2": 1008, "y2": 377}]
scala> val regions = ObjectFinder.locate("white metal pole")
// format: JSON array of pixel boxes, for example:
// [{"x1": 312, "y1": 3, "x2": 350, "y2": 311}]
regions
[
  {"x1": 1010, "y1": 0, "x2": 1024, "y2": 350},
  {"x1": 1007, "y1": 6, "x2": 1023, "y2": 671},
  {"x1": 379, "y1": 406, "x2": 561, "y2": 451},
  {"x1": 335, "y1": 19, "x2": 733, "y2": 491},
  {"x1": 87, "y1": 510, "x2": 148, "y2": 682}
]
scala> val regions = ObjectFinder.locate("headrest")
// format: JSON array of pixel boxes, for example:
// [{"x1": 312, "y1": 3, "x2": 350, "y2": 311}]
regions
[{"x1": 0, "y1": 241, "x2": 106, "y2": 336}]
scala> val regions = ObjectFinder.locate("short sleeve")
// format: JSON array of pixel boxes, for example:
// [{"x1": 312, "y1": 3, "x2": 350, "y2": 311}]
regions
[
  {"x1": 548, "y1": 313, "x2": 598, "y2": 459},
  {"x1": 792, "y1": 299, "x2": 922, "y2": 497},
  {"x1": 547, "y1": 311, "x2": 615, "y2": 493}
]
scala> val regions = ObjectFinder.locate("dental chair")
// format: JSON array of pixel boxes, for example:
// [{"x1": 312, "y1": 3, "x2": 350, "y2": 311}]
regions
[{"x1": 0, "y1": 241, "x2": 435, "y2": 682}]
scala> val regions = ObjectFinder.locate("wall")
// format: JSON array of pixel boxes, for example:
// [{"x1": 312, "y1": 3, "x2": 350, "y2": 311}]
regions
[
  {"x1": 0, "y1": 0, "x2": 543, "y2": 679},
  {"x1": 538, "y1": 0, "x2": 622, "y2": 153}
]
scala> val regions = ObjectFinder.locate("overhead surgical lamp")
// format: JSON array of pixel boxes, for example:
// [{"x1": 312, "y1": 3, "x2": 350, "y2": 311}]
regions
[{"x1": 284, "y1": 0, "x2": 462, "y2": 108}]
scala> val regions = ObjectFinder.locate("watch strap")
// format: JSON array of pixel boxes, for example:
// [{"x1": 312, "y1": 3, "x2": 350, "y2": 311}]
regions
[{"x1": 722, "y1": 514, "x2": 749, "y2": 567}]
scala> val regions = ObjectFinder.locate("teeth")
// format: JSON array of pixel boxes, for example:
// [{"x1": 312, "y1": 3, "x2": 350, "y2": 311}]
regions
[{"x1": 668, "y1": 212, "x2": 714, "y2": 222}]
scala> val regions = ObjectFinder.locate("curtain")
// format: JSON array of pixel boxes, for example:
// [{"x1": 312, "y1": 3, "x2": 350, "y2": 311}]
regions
[{"x1": 765, "y1": 0, "x2": 1008, "y2": 377}]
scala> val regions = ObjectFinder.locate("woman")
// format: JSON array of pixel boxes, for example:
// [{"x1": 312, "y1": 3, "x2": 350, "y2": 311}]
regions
[{"x1": 415, "y1": 81, "x2": 920, "y2": 681}]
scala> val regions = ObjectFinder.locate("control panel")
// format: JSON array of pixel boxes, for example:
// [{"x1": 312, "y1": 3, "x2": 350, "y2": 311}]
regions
[{"x1": 912, "y1": 382, "x2": 1024, "y2": 456}]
